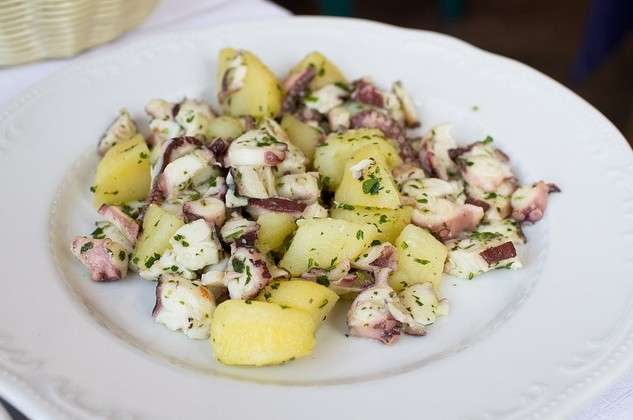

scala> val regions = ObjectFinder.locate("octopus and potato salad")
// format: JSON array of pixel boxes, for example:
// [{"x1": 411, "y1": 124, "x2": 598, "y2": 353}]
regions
[{"x1": 71, "y1": 48, "x2": 559, "y2": 366}]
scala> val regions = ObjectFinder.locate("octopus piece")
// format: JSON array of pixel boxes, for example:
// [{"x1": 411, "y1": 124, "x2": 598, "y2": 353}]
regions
[
  {"x1": 444, "y1": 230, "x2": 522, "y2": 279},
  {"x1": 208, "y1": 138, "x2": 229, "y2": 164},
  {"x1": 350, "y1": 109, "x2": 415, "y2": 162},
  {"x1": 220, "y1": 212, "x2": 259, "y2": 245},
  {"x1": 152, "y1": 276, "x2": 216, "y2": 339},
  {"x1": 304, "y1": 84, "x2": 348, "y2": 114},
  {"x1": 392, "y1": 163, "x2": 426, "y2": 185},
  {"x1": 351, "y1": 77, "x2": 385, "y2": 107},
  {"x1": 351, "y1": 243, "x2": 398, "y2": 272},
  {"x1": 398, "y1": 282, "x2": 449, "y2": 335},
  {"x1": 183, "y1": 197, "x2": 226, "y2": 227},
  {"x1": 419, "y1": 124, "x2": 459, "y2": 180},
  {"x1": 159, "y1": 150, "x2": 215, "y2": 199},
  {"x1": 90, "y1": 220, "x2": 133, "y2": 251},
  {"x1": 412, "y1": 198, "x2": 484, "y2": 241},
  {"x1": 174, "y1": 98, "x2": 215, "y2": 138},
  {"x1": 277, "y1": 172, "x2": 321, "y2": 204},
  {"x1": 146, "y1": 98, "x2": 176, "y2": 120},
  {"x1": 225, "y1": 247, "x2": 272, "y2": 300},
  {"x1": 451, "y1": 140, "x2": 516, "y2": 192},
  {"x1": 511, "y1": 181, "x2": 560, "y2": 223},
  {"x1": 97, "y1": 204, "x2": 140, "y2": 245},
  {"x1": 225, "y1": 129, "x2": 287, "y2": 167},
  {"x1": 392, "y1": 81, "x2": 420, "y2": 128},
  {"x1": 154, "y1": 136, "x2": 205, "y2": 177},
  {"x1": 138, "y1": 249, "x2": 197, "y2": 281},
  {"x1": 146, "y1": 99, "x2": 183, "y2": 145},
  {"x1": 247, "y1": 197, "x2": 307, "y2": 218},
  {"x1": 465, "y1": 179, "x2": 517, "y2": 221},
  {"x1": 282, "y1": 65, "x2": 316, "y2": 113},
  {"x1": 230, "y1": 166, "x2": 277, "y2": 199},
  {"x1": 301, "y1": 202, "x2": 329, "y2": 219},
  {"x1": 224, "y1": 172, "x2": 248, "y2": 208},
  {"x1": 400, "y1": 177, "x2": 464, "y2": 204},
  {"x1": 70, "y1": 236, "x2": 128, "y2": 282},
  {"x1": 169, "y1": 219, "x2": 222, "y2": 271},
  {"x1": 219, "y1": 53, "x2": 247, "y2": 104},
  {"x1": 276, "y1": 141, "x2": 308, "y2": 174},
  {"x1": 98, "y1": 109, "x2": 137, "y2": 156},
  {"x1": 201, "y1": 257, "x2": 229, "y2": 288},
  {"x1": 328, "y1": 106, "x2": 351, "y2": 131},
  {"x1": 197, "y1": 175, "x2": 227, "y2": 200},
  {"x1": 476, "y1": 219, "x2": 526, "y2": 245},
  {"x1": 346, "y1": 268, "x2": 405, "y2": 344}
]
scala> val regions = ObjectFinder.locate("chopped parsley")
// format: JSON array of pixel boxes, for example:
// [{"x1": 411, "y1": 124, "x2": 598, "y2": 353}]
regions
[
  {"x1": 80, "y1": 242, "x2": 93, "y2": 253},
  {"x1": 370, "y1": 240, "x2": 381, "y2": 246},
  {"x1": 362, "y1": 178, "x2": 381, "y2": 195},
  {"x1": 482, "y1": 135, "x2": 494, "y2": 145},
  {"x1": 231, "y1": 258, "x2": 245, "y2": 273},
  {"x1": 401, "y1": 241, "x2": 409, "y2": 249},
  {"x1": 316, "y1": 276, "x2": 330, "y2": 287},
  {"x1": 118, "y1": 250, "x2": 126, "y2": 261},
  {"x1": 91, "y1": 226, "x2": 105, "y2": 239},
  {"x1": 318, "y1": 299, "x2": 329, "y2": 309},
  {"x1": 356, "y1": 230, "x2": 364, "y2": 240},
  {"x1": 89, "y1": 185, "x2": 96, "y2": 193},
  {"x1": 144, "y1": 253, "x2": 161, "y2": 268},
  {"x1": 415, "y1": 258, "x2": 430, "y2": 265}
]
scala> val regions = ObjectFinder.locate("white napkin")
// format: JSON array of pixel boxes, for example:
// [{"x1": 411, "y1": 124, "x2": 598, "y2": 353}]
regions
[{"x1": 0, "y1": 0, "x2": 289, "y2": 107}]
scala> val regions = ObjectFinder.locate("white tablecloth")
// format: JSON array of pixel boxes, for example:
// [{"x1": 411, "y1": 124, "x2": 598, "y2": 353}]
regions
[{"x1": 0, "y1": 1, "x2": 628, "y2": 418}]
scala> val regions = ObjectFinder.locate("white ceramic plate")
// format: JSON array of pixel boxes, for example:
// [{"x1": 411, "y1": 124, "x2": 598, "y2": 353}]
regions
[{"x1": 0, "y1": 17, "x2": 632, "y2": 420}]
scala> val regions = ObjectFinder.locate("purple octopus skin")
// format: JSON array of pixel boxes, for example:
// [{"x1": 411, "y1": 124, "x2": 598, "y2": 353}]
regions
[
  {"x1": 247, "y1": 198, "x2": 307, "y2": 213},
  {"x1": 350, "y1": 78, "x2": 384, "y2": 108},
  {"x1": 209, "y1": 138, "x2": 229, "y2": 162},
  {"x1": 350, "y1": 109, "x2": 416, "y2": 162},
  {"x1": 412, "y1": 201, "x2": 484, "y2": 241},
  {"x1": 511, "y1": 181, "x2": 561, "y2": 223},
  {"x1": 464, "y1": 196, "x2": 491, "y2": 212},
  {"x1": 70, "y1": 237, "x2": 127, "y2": 282},
  {"x1": 282, "y1": 65, "x2": 316, "y2": 113},
  {"x1": 480, "y1": 241, "x2": 517, "y2": 265},
  {"x1": 151, "y1": 280, "x2": 164, "y2": 317},
  {"x1": 370, "y1": 245, "x2": 398, "y2": 271},
  {"x1": 98, "y1": 204, "x2": 140, "y2": 244},
  {"x1": 157, "y1": 136, "x2": 204, "y2": 174},
  {"x1": 242, "y1": 116, "x2": 256, "y2": 131},
  {"x1": 182, "y1": 197, "x2": 226, "y2": 227},
  {"x1": 235, "y1": 230, "x2": 258, "y2": 248}
]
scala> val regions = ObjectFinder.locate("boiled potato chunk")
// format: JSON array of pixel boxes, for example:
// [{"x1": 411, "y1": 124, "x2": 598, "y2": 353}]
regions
[
  {"x1": 279, "y1": 218, "x2": 378, "y2": 275},
  {"x1": 330, "y1": 205, "x2": 412, "y2": 243},
  {"x1": 335, "y1": 146, "x2": 401, "y2": 209},
  {"x1": 287, "y1": 51, "x2": 347, "y2": 90},
  {"x1": 132, "y1": 204, "x2": 184, "y2": 271},
  {"x1": 257, "y1": 279, "x2": 339, "y2": 325},
  {"x1": 389, "y1": 224, "x2": 448, "y2": 292},
  {"x1": 93, "y1": 134, "x2": 150, "y2": 208},
  {"x1": 314, "y1": 129, "x2": 402, "y2": 189},
  {"x1": 210, "y1": 300, "x2": 315, "y2": 366},
  {"x1": 217, "y1": 48, "x2": 282, "y2": 118},
  {"x1": 281, "y1": 114, "x2": 322, "y2": 161},
  {"x1": 206, "y1": 116, "x2": 244, "y2": 140},
  {"x1": 255, "y1": 212, "x2": 297, "y2": 254}
]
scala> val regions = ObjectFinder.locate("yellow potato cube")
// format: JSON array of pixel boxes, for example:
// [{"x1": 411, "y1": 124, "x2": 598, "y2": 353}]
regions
[
  {"x1": 286, "y1": 51, "x2": 347, "y2": 90},
  {"x1": 210, "y1": 300, "x2": 315, "y2": 366},
  {"x1": 330, "y1": 205, "x2": 412, "y2": 243},
  {"x1": 257, "y1": 279, "x2": 339, "y2": 325},
  {"x1": 255, "y1": 212, "x2": 297, "y2": 255},
  {"x1": 217, "y1": 48, "x2": 282, "y2": 118},
  {"x1": 335, "y1": 145, "x2": 401, "y2": 209},
  {"x1": 281, "y1": 114, "x2": 322, "y2": 161},
  {"x1": 131, "y1": 204, "x2": 184, "y2": 271},
  {"x1": 279, "y1": 218, "x2": 378, "y2": 276},
  {"x1": 389, "y1": 224, "x2": 448, "y2": 292},
  {"x1": 93, "y1": 134, "x2": 150, "y2": 208},
  {"x1": 314, "y1": 129, "x2": 402, "y2": 189}
]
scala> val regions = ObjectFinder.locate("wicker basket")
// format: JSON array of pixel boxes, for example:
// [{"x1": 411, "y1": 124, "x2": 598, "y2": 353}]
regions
[{"x1": 0, "y1": 0, "x2": 158, "y2": 67}]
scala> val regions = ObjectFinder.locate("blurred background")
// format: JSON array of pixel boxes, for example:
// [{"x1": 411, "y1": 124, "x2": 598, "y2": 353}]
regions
[{"x1": 274, "y1": 0, "x2": 633, "y2": 141}]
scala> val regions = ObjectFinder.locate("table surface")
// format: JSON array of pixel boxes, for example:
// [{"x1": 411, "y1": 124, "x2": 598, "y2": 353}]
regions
[{"x1": 0, "y1": 1, "x2": 629, "y2": 418}]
